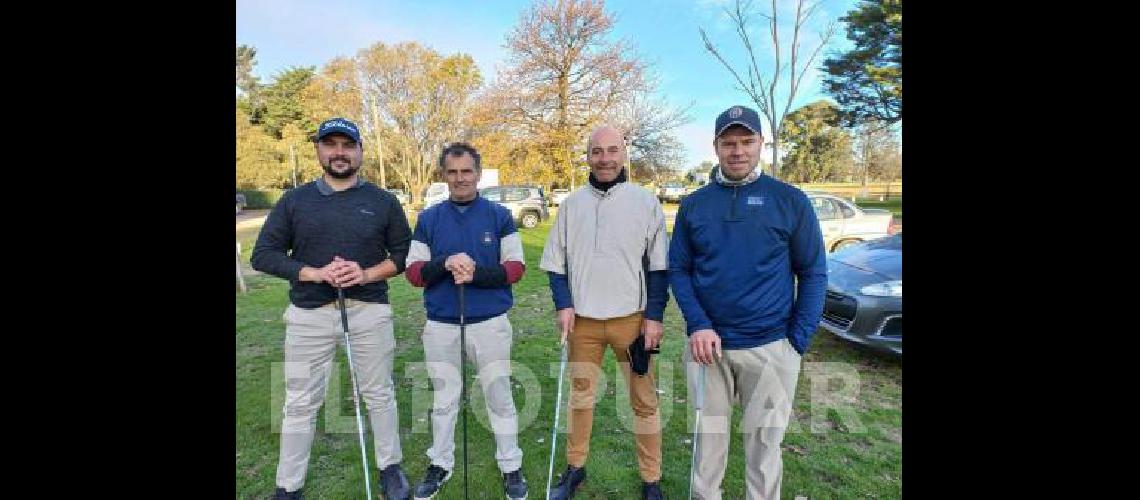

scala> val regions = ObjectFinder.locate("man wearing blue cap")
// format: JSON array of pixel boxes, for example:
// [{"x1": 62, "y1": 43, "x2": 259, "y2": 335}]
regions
[
  {"x1": 668, "y1": 106, "x2": 827, "y2": 499},
  {"x1": 252, "y1": 117, "x2": 414, "y2": 500}
]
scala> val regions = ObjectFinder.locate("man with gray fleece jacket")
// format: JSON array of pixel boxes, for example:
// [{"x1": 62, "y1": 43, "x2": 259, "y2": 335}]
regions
[{"x1": 540, "y1": 125, "x2": 669, "y2": 500}]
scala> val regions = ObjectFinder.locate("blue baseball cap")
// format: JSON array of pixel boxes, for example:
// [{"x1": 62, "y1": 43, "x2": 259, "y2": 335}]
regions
[
  {"x1": 714, "y1": 105, "x2": 763, "y2": 138},
  {"x1": 316, "y1": 117, "x2": 362, "y2": 143}
]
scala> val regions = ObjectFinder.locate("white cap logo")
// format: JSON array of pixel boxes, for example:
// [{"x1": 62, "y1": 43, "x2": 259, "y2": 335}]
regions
[
  {"x1": 322, "y1": 120, "x2": 357, "y2": 133},
  {"x1": 729, "y1": 106, "x2": 743, "y2": 118}
]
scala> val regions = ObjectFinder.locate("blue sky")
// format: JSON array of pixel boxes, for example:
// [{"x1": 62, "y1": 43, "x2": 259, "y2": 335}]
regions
[{"x1": 237, "y1": 0, "x2": 860, "y2": 168}]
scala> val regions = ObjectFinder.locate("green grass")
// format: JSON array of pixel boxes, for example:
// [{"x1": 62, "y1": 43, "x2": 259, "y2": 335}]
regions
[
  {"x1": 237, "y1": 218, "x2": 901, "y2": 499},
  {"x1": 237, "y1": 224, "x2": 262, "y2": 265},
  {"x1": 853, "y1": 198, "x2": 903, "y2": 223}
]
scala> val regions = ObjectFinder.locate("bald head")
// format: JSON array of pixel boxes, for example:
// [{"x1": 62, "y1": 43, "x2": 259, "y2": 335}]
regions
[
  {"x1": 588, "y1": 125, "x2": 624, "y2": 150},
  {"x1": 587, "y1": 125, "x2": 626, "y2": 183}
]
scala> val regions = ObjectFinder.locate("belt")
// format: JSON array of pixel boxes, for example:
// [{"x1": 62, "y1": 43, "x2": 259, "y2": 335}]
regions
[{"x1": 322, "y1": 298, "x2": 367, "y2": 309}]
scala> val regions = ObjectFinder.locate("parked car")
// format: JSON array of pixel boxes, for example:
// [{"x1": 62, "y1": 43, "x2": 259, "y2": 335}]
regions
[
  {"x1": 819, "y1": 233, "x2": 901, "y2": 357},
  {"x1": 386, "y1": 188, "x2": 411, "y2": 205},
  {"x1": 236, "y1": 193, "x2": 247, "y2": 215},
  {"x1": 807, "y1": 192, "x2": 896, "y2": 252},
  {"x1": 423, "y1": 182, "x2": 449, "y2": 208},
  {"x1": 657, "y1": 182, "x2": 687, "y2": 203},
  {"x1": 480, "y1": 185, "x2": 549, "y2": 229},
  {"x1": 550, "y1": 188, "x2": 571, "y2": 207}
]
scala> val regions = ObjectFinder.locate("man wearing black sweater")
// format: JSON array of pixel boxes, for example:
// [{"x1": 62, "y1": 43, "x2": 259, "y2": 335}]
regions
[{"x1": 251, "y1": 117, "x2": 414, "y2": 500}]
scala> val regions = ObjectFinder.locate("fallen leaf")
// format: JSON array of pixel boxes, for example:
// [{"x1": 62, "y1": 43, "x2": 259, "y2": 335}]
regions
[{"x1": 782, "y1": 444, "x2": 808, "y2": 456}]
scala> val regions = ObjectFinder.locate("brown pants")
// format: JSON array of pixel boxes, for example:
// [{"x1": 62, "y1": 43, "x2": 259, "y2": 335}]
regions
[{"x1": 566, "y1": 312, "x2": 661, "y2": 482}]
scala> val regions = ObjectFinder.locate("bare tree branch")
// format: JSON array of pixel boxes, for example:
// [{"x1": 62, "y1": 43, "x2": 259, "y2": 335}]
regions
[{"x1": 699, "y1": 0, "x2": 836, "y2": 177}]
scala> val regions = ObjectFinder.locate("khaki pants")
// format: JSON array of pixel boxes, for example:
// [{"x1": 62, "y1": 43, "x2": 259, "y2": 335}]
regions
[
  {"x1": 686, "y1": 338, "x2": 802, "y2": 500},
  {"x1": 422, "y1": 314, "x2": 524, "y2": 473},
  {"x1": 567, "y1": 312, "x2": 662, "y2": 482},
  {"x1": 275, "y1": 302, "x2": 402, "y2": 492}
]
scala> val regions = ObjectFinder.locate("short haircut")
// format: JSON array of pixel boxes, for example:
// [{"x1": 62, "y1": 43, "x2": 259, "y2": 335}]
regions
[{"x1": 438, "y1": 142, "x2": 482, "y2": 172}]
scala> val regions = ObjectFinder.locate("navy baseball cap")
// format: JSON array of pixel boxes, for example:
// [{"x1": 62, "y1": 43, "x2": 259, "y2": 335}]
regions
[
  {"x1": 714, "y1": 105, "x2": 763, "y2": 138},
  {"x1": 316, "y1": 117, "x2": 362, "y2": 143}
]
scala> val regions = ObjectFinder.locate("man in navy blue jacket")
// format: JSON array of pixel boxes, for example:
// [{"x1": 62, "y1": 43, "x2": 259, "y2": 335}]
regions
[
  {"x1": 404, "y1": 143, "x2": 528, "y2": 500},
  {"x1": 668, "y1": 105, "x2": 827, "y2": 500}
]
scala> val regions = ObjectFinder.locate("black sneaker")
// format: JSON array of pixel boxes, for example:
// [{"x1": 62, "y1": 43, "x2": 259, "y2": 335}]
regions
[
  {"x1": 272, "y1": 487, "x2": 303, "y2": 500},
  {"x1": 379, "y1": 463, "x2": 412, "y2": 500},
  {"x1": 413, "y1": 464, "x2": 451, "y2": 499},
  {"x1": 548, "y1": 465, "x2": 586, "y2": 500},
  {"x1": 642, "y1": 481, "x2": 664, "y2": 500},
  {"x1": 503, "y1": 468, "x2": 528, "y2": 499}
]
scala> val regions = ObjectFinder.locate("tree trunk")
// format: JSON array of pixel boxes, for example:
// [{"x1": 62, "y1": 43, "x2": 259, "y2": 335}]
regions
[
  {"x1": 860, "y1": 134, "x2": 870, "y2": 199},
  {"x1": 771, "y1": 138, "x2": 779, "y2": 178},
  {"x1": 368, "y1": 100, "x2": 386, "y2": 189},
  {"x1": 557, "y1": 70, "x2": 571, "y2": 187},
  {"x1": 290, "y1": 144, "x2": 298, "y2": 188}
]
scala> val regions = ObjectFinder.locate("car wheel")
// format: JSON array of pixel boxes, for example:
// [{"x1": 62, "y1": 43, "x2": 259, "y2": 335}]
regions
[
  {"x1": 833, "y1": 239, "x2": 860, "y2": 252},
  {"x1": 521, "y1": 212, "x2": 539, "y2": 229}
]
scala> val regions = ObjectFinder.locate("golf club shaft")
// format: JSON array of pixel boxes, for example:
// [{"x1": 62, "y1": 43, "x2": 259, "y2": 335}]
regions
[
  {"x1": 338, "y1": 287, "x2": 373, "y2": 500},
  {"x1": 458, "y1": 283, "x2": 468, "y2": 500},
  {"x1": 689, "y1": 363, "x2": 706, "y2": 500},
  {"x1": 545, "y1": 341, "x2": 568, "y2": 500}
]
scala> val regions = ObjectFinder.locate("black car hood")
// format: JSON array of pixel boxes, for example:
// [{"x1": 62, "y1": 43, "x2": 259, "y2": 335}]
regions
[{"x1": 826, "y1": 236, "x2": 901, "y2": 290}]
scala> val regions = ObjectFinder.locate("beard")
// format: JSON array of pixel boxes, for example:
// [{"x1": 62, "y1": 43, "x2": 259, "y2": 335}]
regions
[{"x1": 322, "y1": 156, "x2": 359, "y2": 179}]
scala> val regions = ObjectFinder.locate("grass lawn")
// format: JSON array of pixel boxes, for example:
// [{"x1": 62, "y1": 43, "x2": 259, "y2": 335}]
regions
[
  {"x1": 236, "y1": 218, "x2": 901, "y2": 499},
  {"x1": 852, "y1": 198, "x2": 903, "y2": 224}
]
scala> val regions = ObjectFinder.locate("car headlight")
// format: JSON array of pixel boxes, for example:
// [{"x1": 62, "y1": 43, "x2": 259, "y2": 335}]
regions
[{"x1": 860, "y1": 280, "x2": 901, "y2": 297}]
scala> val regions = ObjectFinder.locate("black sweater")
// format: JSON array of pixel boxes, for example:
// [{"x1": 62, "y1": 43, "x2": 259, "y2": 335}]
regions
[{"x1": 251, "y1": 179, "x2": 412, "y2": 308}]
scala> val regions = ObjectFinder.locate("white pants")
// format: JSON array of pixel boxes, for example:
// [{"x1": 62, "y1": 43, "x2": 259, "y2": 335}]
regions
[
  {"x1": 686, "y1": 338, "x2": 802, "y2": 500},
  {"x1": 421, "y1": 313, "x2": 524, "y2": 473},
  {"x1": 275, "y1": 302, "x2": 402, "y2": 492}
]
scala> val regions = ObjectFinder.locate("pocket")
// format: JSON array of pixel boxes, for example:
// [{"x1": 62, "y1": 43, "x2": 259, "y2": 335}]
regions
[
  {"x1": 283, "y1": 305, "x2": 324, "y2": 330},
  {"x1": 365, "y1": 304, "x2": 393, "y2": 330},
  {"x1": 785, "y1": 337, "x2": 802, "y2": 358},
  {"x1": 496, "y1": 315, "x2": 514, "y2": 346}
]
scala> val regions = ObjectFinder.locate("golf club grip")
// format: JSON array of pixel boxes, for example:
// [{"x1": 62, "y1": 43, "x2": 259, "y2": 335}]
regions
[{"x1": 336, "y1": 287, "x2": 349, "y2": 329}]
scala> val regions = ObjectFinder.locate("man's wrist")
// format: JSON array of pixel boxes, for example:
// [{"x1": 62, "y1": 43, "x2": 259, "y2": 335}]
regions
[{"x1": 298, "y1": 266, "x2": 319, "y2": 283}]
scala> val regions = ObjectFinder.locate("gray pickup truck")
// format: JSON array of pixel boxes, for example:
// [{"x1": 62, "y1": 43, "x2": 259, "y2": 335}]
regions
[{"x1": 807, "y1": 192, "x2": 896, "y2": 252}]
